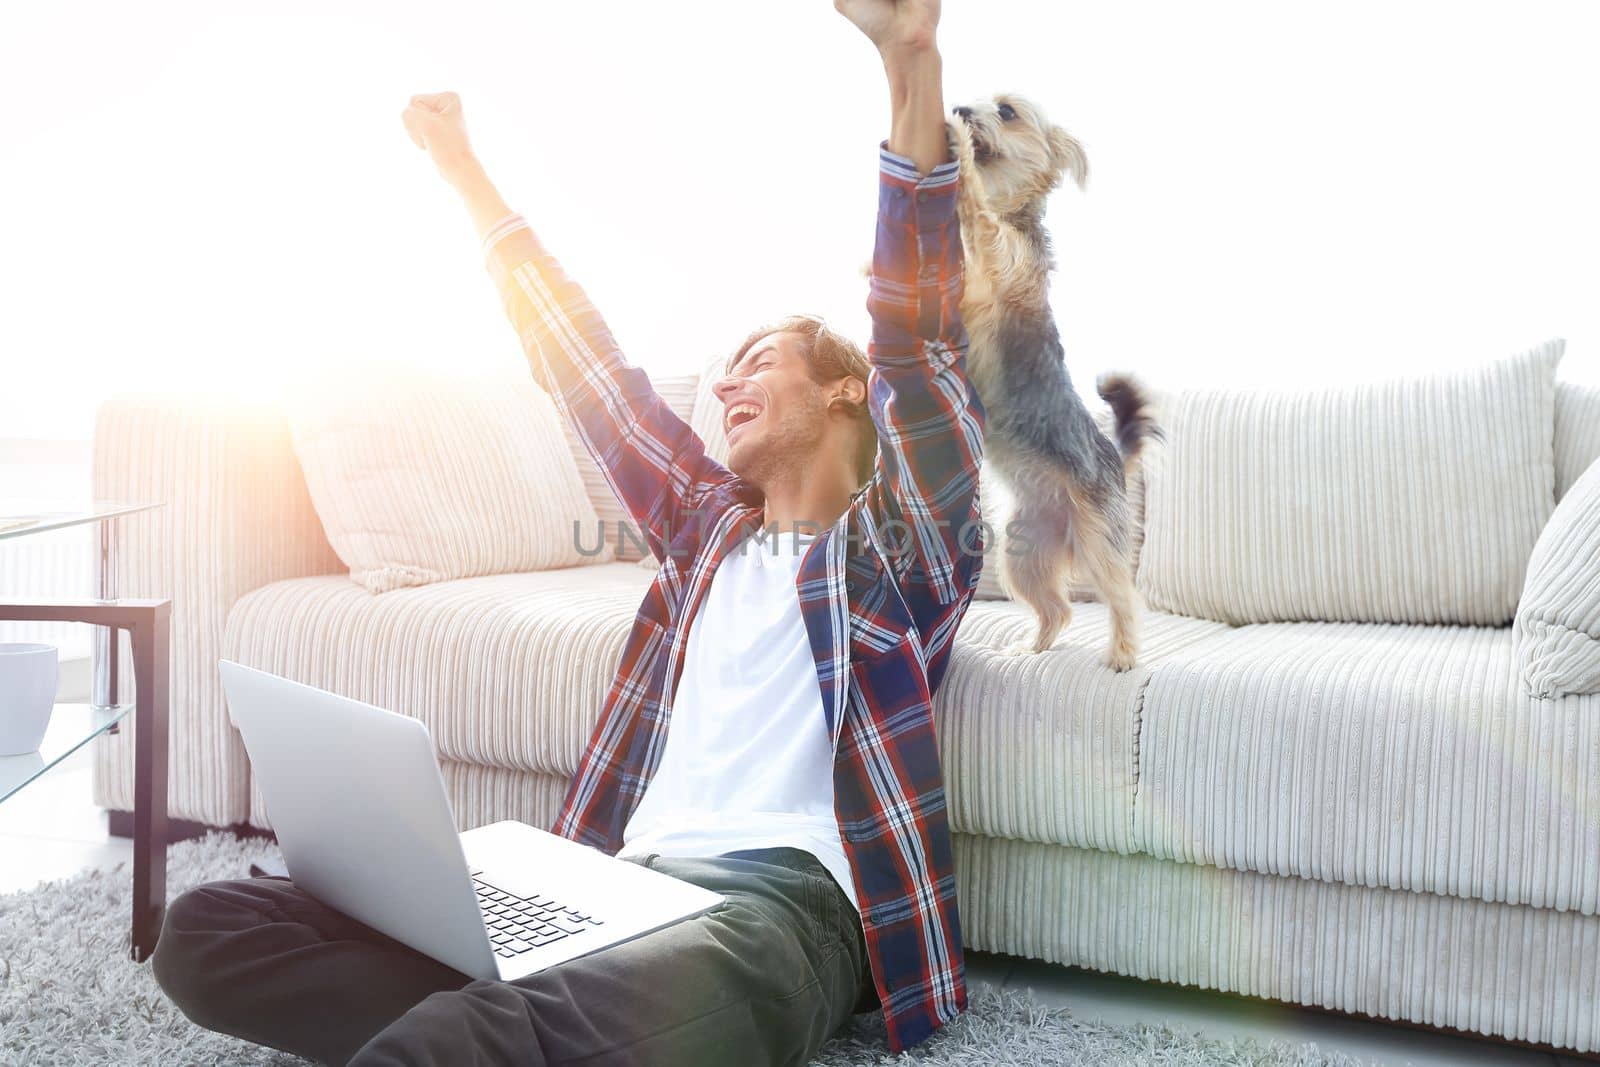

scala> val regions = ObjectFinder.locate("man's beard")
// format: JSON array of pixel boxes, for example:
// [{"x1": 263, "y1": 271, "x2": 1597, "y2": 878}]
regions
[{"x1": 728, "y1": 394, "x2": 827, "y2": 490}]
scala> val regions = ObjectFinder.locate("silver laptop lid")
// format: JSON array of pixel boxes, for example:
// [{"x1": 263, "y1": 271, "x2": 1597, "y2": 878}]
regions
[{"x1": 217, "y1": 659, "x2": 497, "y2": 979}]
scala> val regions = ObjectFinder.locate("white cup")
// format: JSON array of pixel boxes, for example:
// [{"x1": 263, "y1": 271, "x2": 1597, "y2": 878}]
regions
[{"x1": 0, "y1": 642, "x2": 58, "y2": 756}]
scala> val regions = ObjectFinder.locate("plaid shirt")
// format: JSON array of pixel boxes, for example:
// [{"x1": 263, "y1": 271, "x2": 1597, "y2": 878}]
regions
[{"x1": 482, "y1": 143, "x2": 984, "y2": 1053}]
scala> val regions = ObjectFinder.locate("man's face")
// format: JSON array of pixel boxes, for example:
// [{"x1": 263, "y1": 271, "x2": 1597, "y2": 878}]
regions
[{"x1": 713, "y1": 330, "x2": 832, "y2": 486}]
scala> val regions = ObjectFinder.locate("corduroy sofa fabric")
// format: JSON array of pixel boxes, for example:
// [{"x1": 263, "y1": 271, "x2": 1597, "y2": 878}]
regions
[
  {"x1": 953, "y1": 833, "x2": 1600, "y2": 1055},
  {"x1": 1514, "y1": 457, "x2": 1600, "y2": 699},
  {"x1": 223, "y1": 563, "x2": 653, "y2": 826},
  {"x1": 939, "y1": 600, "x2": 1230, "y2": 852},
  {"x1": 1134, "y1": 617, "x2": 1600, "y2": 915},
  {"x1": 438, "y1": 761, "x2": 572, "y2": 832},
  {"x1": 91, "y1": 392, "x2": 344, "y2": 825},
  {"x1": 1556, "y1": 380, "x2": 1600, "y2": 502},
  {"x1": 287, "y1": 370, "x2": 606, "y2": 593},
  {"x1": 1135, "y1": 341, "x2": 1565, "y2": 626}
]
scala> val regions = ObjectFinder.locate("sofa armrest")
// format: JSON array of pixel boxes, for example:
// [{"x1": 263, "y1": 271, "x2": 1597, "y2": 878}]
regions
[{"x1": 92, "y1": 392, "x2": 344, "y2": 825}]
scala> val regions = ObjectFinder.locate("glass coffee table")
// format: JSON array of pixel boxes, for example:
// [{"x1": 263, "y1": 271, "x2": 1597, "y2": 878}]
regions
[
  {"x1": 0, "y1": 498, "x2": 170, "y2": 961},
  {"x1": 0, "y1": 704, "x2": 135, "y2": 801}
]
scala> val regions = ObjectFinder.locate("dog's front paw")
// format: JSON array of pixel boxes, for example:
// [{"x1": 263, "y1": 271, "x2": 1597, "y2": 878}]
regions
[
  {"x1": 1103, "y1": 644, "x2": 1138, "y2": 672},
  {"x1": 947, "y1": 117, "x2": 976, "y2": 171},
  {"x1": 1000, "y1": 631, "x2": 1060, "y2": 656}
]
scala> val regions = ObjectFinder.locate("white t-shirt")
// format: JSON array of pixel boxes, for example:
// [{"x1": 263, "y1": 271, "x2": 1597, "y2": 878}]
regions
[{"x1": 615, "y1": 529, "x2": 860, "y2": 915}]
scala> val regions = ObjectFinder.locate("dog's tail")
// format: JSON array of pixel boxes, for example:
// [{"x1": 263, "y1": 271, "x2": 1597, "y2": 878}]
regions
[{"x1": 1095, "y1": 372, "x2": 1165, "y2": 479}]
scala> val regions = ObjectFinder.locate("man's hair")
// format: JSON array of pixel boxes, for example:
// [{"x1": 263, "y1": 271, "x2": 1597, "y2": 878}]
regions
[{"x1": 728, "y1": 314, "x2": 877, "y2": 483}]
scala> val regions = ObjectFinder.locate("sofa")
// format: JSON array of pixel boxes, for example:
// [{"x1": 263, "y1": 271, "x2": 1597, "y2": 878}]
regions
[{"x1": 92, "y1": 342, "x2": 1600, "y2": 1055}]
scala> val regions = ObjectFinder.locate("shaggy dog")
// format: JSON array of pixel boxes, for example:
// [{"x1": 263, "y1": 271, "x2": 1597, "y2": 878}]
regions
[{"x1": 948, "y1": 93, "x2": 1163, "y2": 670}]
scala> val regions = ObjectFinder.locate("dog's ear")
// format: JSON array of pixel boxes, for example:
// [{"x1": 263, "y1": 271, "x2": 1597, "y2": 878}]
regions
[{"x1": 1048, "y1": 126, "x2": 1089, "y2": 191}]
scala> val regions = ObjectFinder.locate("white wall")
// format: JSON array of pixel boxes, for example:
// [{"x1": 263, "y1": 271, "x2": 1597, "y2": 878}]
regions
[{"x1": 2, "y1": 0, "x2": 1596, "y2": 444}]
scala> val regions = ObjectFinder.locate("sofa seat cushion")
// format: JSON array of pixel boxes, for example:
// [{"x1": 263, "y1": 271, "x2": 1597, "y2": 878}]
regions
[
  {"x1": 1134, "y1": 619, "x2": 1600, "y2": 915},
  {"x1": 223, "y1": 562, "x2": 657, "y2": 778},
  {"x1": 227, "y1": 557, "x2": 1235, "y2": 856},
  {"x1": 942, "y1": 600, "x2": 1234, "y2": 853}
]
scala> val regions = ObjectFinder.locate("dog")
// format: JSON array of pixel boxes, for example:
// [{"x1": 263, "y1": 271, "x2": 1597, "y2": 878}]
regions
[{"x1": 947, "y1": 92, "x2": 1163, "y2": 670}]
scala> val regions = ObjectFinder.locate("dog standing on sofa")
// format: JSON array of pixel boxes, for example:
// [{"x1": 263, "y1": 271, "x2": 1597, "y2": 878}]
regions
[{"x1": 947, "y1": 93, "x2": 1162, "y2": 669}]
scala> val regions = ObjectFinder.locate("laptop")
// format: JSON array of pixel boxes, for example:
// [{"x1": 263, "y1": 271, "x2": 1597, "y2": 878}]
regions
[{"x1": 217, "y1": 659, "x2": 725, "y2": 982}]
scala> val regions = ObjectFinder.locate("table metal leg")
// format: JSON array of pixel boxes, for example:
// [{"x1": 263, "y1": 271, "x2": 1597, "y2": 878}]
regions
[
  {"x1": 96, "y1": 519, "x2": 120, "y2": 716},
  {"x1": 129, "y1": 606, "x2": 170, "y2": 961},
  {"x1": 106, "y1": 629, "x2": 119, "y2": 711}
]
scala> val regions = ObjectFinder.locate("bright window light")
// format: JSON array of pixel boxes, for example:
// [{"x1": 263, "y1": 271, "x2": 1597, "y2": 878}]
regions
[{"x1": 2, "y1": 0, "x2": 1596, "y2": 442}]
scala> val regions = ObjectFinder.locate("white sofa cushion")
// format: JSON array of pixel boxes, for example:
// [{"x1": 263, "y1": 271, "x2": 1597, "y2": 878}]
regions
[
  {"x1": 287, "y1": 369, "x2": 606, "y2": 593},
  {"x1": 1515, "y1": 457, "x2": 1600, "y2": 698},
  {"x1": 1134, "y1": 617, "x2": 1600, "y2": 916},
  {"x1": 1136, "y1": 340, "x2": 1564, "y2": 626},
  {"x1": 1557, "y1": 380, "x2": 1600, "y2": 502}
]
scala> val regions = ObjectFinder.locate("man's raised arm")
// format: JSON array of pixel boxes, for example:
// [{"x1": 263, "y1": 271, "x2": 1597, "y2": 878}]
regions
[
  {"x1": 837, "y1": 0, "x2": 950, "y2": 174},
  {"x1": 836, "y1": 1, "x2": 986, "y2": 606},
  {"x1": 401, "y1": 92, "x2": 735, "y2": 562}
]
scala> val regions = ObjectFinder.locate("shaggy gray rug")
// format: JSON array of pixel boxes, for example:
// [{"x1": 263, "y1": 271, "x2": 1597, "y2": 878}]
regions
[{"x1": 0, "y1": 834, "x2": 1364, "y2": 1066}]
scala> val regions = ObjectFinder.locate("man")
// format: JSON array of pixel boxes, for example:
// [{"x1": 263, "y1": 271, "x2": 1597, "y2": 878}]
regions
[{"x1": 151, "y1": 1, "x2": 984, "y2": 1063}]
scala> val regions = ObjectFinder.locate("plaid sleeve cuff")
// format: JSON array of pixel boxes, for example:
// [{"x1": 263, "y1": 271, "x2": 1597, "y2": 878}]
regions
[{"x1": 877, "y1": 141, "x2": 960, "y2": 190}]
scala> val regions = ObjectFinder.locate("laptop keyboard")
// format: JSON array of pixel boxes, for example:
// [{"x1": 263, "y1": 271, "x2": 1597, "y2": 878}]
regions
[{"x1": 473, "y1": 875, "x2": 605, "y2": 958}]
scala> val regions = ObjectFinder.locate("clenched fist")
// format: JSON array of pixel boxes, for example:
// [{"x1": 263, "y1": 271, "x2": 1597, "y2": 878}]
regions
[
  {"x1": 401, "y1": 92, "x2": 477, "y2": 184},
  {"x1": 835, "y1": 0, "x2": 941, "y2": 54}
]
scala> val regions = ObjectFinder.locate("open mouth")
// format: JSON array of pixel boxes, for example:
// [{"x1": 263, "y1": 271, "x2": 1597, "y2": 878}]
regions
[{"x1": 724, "y1": 402, "x2": 763, "y2": 437}]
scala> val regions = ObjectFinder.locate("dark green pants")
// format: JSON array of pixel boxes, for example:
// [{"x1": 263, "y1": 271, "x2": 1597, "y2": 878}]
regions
[{"x1": 152, "y1": 846, "x2": 869, "y2": 1067}]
